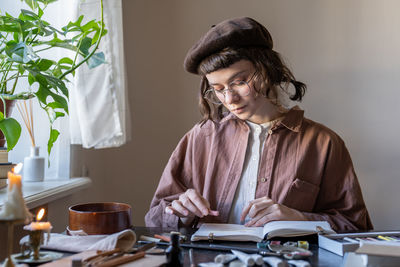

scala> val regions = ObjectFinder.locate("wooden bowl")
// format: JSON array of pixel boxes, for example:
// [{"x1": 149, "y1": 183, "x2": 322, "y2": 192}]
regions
[{"x1": 68, "y1": 202, "x2": 132, "y2": 235}]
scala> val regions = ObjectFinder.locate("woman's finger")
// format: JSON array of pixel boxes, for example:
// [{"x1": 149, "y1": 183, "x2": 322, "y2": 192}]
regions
[
  {"x1": 171, "y1": 200, "x2": 191, "y2": 217},
  {"x1": 246, "y1": 212, "x2": 274, "y2": 227},
  {"x1": 245, "y1": 205, "x2": 273, "y2": 226},
  {"x1": 186, "y1": 189, "x2": 211, "y2": 216},
  {"x1": 179, "y1": 193, "x2": 204, "y2": 217},
  {"x1": 241, "y1": 200, "x2": 255, "y2": 222},
  {"x1": 247, "y1": 198, "x2": 274, "y2": 218},
  {"x1": 241, "y1": 197, "x2": 273, "y2": 222},
  {"x1": 165, "y1": 205, "x2": 185, "y2": 217}
]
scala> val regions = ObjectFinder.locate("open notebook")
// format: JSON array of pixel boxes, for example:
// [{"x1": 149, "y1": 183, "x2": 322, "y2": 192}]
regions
[{"x1": 191, "y1": 221, "x2": 335, "y2": 242}]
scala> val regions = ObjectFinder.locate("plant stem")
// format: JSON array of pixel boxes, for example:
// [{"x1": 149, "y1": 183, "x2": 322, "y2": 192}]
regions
[
  {"x1": 11, "y1": 73, "x2": 19, "y2": 95},
  {"x1": 0, "y1": 95, "x2": 6, "y2": 117},
  {"x1": 58, "y1": 0, "x2": 104, "y2": 80},
  {"x1": 0, "y1": 32, "x2": 9, "y2": 48},
  {"x1": 0, "y1": 69, "x2": 19, "y2": 73},
  {"x1": 0, "y1": 92, "x2": 34, "y2": 100},
  {"x1": 0, "y1": 75, "x2": 28, "y2": 86},
  {"x1": 72, "y1": 35, "x2": 85, "y2": 67},
  {"x1": 0, "y1": 62, "x2": 12, "y2": 92}
]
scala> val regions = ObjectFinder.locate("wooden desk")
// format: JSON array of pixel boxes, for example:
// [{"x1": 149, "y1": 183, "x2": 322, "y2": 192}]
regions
[
  {"x1": 39, "y1": 226, "x2": 345, "y2": 266},
  {"x1": 134, "y1": 226, "x2": 344, "y2": 266}
]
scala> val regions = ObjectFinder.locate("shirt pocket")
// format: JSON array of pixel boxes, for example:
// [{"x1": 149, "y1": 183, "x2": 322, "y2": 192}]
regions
[{"x1": 282, "y1": 178, "x2": 320, "y2": 212}]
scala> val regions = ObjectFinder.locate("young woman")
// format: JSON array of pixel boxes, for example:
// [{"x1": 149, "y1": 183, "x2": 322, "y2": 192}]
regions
[{"x1": 145, "y1": 17, "x2": 373, "y2": 231}]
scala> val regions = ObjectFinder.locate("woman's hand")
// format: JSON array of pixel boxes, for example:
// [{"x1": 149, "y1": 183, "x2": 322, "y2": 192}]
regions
[
  {"x1": 241, "y1": 196, "x2": 306, "y2": 227},
  {"x1": 165, "y1": 189, "x2": 219, "y2": 224}
]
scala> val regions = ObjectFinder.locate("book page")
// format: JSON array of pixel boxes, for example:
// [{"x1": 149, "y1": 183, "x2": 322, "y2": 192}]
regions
[
  {"x1": 191, "y1": 223, "x2": 263, "y2": 241},
  {"x1": 263, "y1": 221, "x2": 335, "y2": 239}
]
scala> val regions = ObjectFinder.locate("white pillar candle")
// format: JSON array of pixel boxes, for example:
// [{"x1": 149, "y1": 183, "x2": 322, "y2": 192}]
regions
[{"x1": 0, "y1": 163, "x2": 32, "y2": 222}]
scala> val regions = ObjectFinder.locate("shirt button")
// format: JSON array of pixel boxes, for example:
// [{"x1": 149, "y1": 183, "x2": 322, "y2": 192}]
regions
[
  {"x1": 268, "y1": 130, "x2": 273, "y2": 135},
  {"x1": 260, "y1": 177, "x2": 267, "y2": 182},
  {"x1": 252, "y1": 156, "x2": 257, "y2": 161}
]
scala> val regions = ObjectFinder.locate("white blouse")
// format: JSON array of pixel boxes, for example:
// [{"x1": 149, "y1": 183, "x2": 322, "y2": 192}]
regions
[{"x1": 227, "y1": 119, "x2": 276, "y2": 224}]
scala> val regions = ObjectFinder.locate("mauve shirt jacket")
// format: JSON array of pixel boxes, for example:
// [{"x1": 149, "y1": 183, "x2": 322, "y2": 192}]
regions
[{"x1": 145, "y1": 107, "x2": 373, "y2": 231}]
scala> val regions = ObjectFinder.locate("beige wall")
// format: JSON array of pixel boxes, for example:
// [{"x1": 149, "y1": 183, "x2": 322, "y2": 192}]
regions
[{"x1": 49, "y1": 0, "x2": 400, "y2": 231}]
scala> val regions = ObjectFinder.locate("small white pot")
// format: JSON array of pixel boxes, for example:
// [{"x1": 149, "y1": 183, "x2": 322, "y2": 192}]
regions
[{"x1": 23, "y1": 146, "x2": 45, "y2": 182}]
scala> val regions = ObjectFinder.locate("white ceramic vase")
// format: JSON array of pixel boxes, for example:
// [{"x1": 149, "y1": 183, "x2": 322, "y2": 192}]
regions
[{"x1": 23, "y1": 146, "x2": 45, "y2": 182}]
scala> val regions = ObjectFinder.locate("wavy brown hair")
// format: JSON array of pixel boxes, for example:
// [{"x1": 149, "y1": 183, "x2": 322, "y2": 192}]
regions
[{"x1": 197, "y1": 46, "x2": 306, "y2": 124}]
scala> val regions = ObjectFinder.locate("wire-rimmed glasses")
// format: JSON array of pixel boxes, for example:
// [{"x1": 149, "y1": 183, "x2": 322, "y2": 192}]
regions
[{"x1": 204, "y1": 72, "x2": 257, "y2": 105}]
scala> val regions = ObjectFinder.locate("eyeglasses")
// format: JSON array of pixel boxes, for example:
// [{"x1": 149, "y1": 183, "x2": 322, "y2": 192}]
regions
[{"x1": 204, "y1": 71, "x2": 257, "y2": 105}]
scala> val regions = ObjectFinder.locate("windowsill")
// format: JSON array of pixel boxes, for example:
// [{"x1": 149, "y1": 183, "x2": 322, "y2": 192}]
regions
[{"x1": 0, "y1": 177, "x2": 92, "y2": 209}]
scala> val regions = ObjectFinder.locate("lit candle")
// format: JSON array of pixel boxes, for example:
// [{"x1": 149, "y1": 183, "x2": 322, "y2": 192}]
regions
[
  {"x1": 0, "y1": 163, "x2": 32, "y2": 222},
  {"x1": 24, "y1": 208, "x2": 52, "y2": 231},
  {"x1": 24, "y1": 208, "x2": 53, "y2": 260}
]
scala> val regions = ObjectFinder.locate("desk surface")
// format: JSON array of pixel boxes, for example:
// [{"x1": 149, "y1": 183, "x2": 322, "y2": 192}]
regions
[
  {"x1": 41, "y1": 226, "x2": 344, "y2": 266},
  {"x1": 135, "y1": 226, "x2": 344, "y2": 267}
]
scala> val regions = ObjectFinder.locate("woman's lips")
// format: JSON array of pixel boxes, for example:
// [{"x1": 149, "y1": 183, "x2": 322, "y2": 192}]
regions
[{"x1": 232, "y1": 105, "x2": 246, "y2": 114}]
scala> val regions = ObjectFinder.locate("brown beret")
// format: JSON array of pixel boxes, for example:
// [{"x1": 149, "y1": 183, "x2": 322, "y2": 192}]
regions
[{"x1": 183, "y1": 17, "x2": 273, "y2": 74}]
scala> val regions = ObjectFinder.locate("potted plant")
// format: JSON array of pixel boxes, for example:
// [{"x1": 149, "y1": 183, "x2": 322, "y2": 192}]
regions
[{"x1": 0, "y1": 0, "x2": 107, "y2": 155}]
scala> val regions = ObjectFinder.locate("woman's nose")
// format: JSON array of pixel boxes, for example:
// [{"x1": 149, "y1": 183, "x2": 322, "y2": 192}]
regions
[{"x1": 224, "y1": 90, "x2": 239, "y2": 104}]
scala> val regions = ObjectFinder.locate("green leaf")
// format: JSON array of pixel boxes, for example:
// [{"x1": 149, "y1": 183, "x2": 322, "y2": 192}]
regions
[
  {"x1": 0, "y1": 16, "x2": 23, "y2": 33},
  {"x1": 13, "y1": 32, "x2": 20, "y2": 42},
  {"x1": 58, "y1": 57, "x2": 73, "y2": 65},
  {"x1": 87, "y1": 52, "x2": 106, "y2": 69},
  {"x1": 34, "y1": 84, "x2": 49, "y2": 103},
  {"x1": 62, "y1": 15, "x2": 84, "y2": 33},
  {"x1": 17, "y1": 64, "x2": 25, "y2": 75},
  {"x1": 26, "y1": 68, "x2": 68, "y2": 99},
  {"x1": 38, "y1": 6, "x2": 44, "y2": 18},
  {"x1": 46, "y1": 101, "x2": 64, "y2": 109},
  {"x1": 43, "y1": 74, "x2": 68, "y2": 97},
  {"x1": 45, "y1": 105, "x2": 56, "y2": 123},
  {"x1": 22, "y1": 0, "x2": 38, "y2": 10},
  {"x1": 28, "y1": 72, "x2": 35, "y2": 85},
  {"x1": 47, "y1": 127, "x2": 59, "y2": 158},
  {"x1": 20, "y1": 9, "x2": 40, "y2": 21},
  {"x1": 6, "y1": 41, "x2": 39, "y2": 63},
  {"x1": 37, "y1": 58, "x2": 54, "y2": 71},
  {"x1": 81, "y1": 20, "x2": 98, "y2": 31},
  {"x1": 55, "y1": 111, "x2": 64, "y2": 118},
  {"x1": 52, "y1": 65, "x2": 62, "y2": 77},
  {"x1": 44, "y1": 105, "x2": 65, "y2": 123},
  {"x1": 35, "y1": 84, "x2": 68, "y2": 113},
  {"x1": 91, "y1": 29, "x2": 101, "y2": 45},
  {"x1": 0, "y1": 116, "x2": 21, "y2": 151},
  {"x1": 79, "y1": 36, "x2": 92, "y2": 56},
  {"x1": 40, "y1": 38, "x2": 77, "y2": 52}
]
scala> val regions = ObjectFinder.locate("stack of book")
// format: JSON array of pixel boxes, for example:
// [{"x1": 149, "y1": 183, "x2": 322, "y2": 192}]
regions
[{"x1": 0, "y1": 147, "x2": 13, "y2": 189}]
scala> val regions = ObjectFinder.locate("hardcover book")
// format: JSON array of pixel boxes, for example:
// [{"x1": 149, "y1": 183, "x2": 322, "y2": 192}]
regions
[
  {"x1": 0, "y1": 147, "x2": 8, "y2": 164},
  {"x1": 0, "y1": 163, "x2": 13, "y2": 178},
  {"x1": 191, "y1": 221, "x2": 335, "y2": 242}
]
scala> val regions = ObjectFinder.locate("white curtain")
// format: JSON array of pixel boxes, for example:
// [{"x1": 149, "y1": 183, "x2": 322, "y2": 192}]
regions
[{"x1": 69, "y1": 0, "x2": 130, "y2": 149}]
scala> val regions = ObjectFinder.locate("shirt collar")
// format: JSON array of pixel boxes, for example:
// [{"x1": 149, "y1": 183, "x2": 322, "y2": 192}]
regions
[
  {"x1": 220, "y1": 105, "x2": 304, "y2": 133},
  {"x1": 277, "y1": 106, "x2": 304, "y2": 132}
]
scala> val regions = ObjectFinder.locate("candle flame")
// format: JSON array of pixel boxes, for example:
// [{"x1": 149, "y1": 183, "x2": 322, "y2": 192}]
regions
[
  {"x1": 14, "y1": 163, "x2": 23, "y2": 174},
  {"x1": 37, "y1": 208, "x2": 45, "y2": 221}
]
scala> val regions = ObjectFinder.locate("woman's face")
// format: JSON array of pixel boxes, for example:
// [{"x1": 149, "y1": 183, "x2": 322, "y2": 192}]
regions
[{"x1": 205, "y1": 59, "x2": 278, "y2": 124}]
